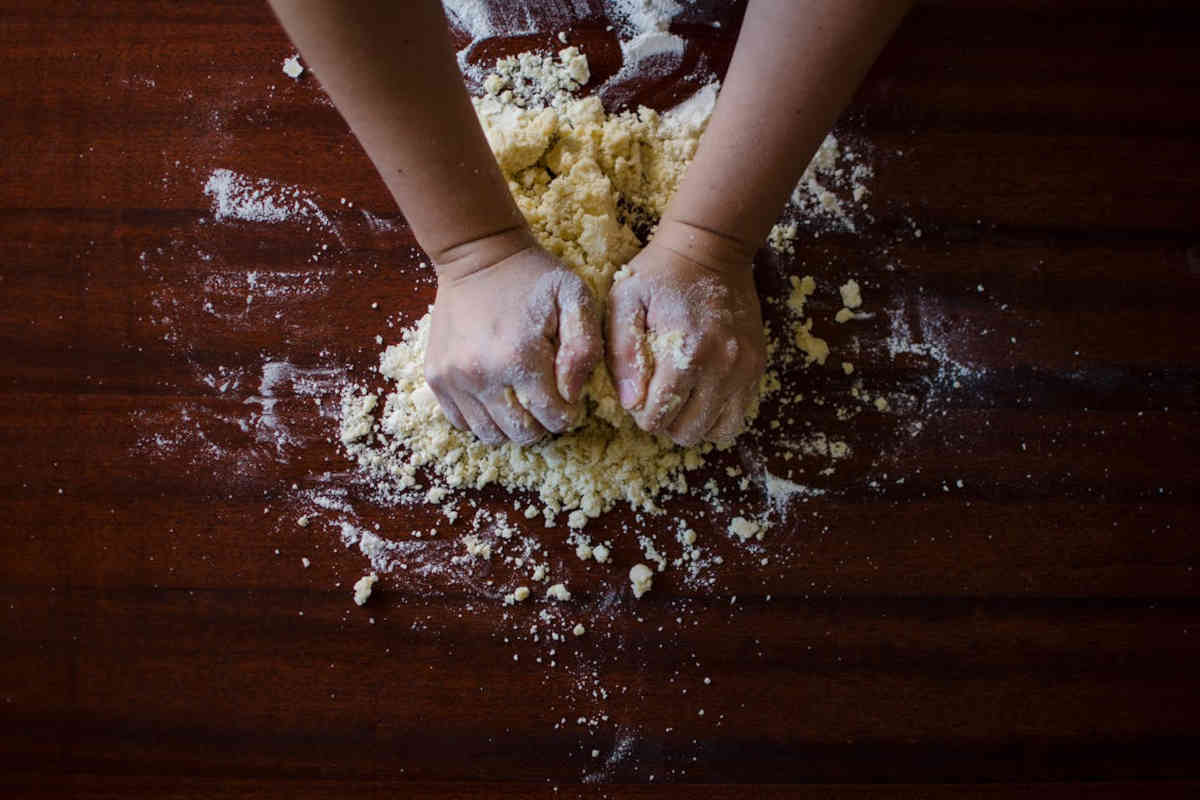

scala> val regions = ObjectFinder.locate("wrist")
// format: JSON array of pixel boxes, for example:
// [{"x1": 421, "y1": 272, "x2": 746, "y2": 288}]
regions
[
  {"x1": 431, "y1": 225, "x2": 538, "y2": 283},
  {"x1": 651, "y1": 217, "x2": 758, "y2": 277}
]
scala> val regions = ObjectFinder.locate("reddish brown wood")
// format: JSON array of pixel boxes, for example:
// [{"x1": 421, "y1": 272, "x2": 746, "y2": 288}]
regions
[{"x1": 2, "y1": 1, "x2": 1199, "y2": 797}]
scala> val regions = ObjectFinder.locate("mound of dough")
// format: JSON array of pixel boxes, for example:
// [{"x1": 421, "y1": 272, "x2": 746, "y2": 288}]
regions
[{"x1": 342, "y1": 52, "x2": 757, "y2": 525}]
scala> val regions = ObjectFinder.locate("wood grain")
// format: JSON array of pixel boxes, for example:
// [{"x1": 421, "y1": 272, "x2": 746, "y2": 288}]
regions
[{"x1": 2, "y1": 1, "x2": 1198, "y2": 797}]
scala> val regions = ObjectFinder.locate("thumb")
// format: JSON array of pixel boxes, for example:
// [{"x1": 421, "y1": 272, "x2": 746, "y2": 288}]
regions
[
  {"x1": 554, "y1": 281, "x2": 603, "y2": 404},
  {"x1": 606, "y1": 279, "x2": 650, "y2": 410}
]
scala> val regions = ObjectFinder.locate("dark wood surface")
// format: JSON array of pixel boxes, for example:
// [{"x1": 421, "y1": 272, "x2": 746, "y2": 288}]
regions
[{"x1": 2, "y1": 1, "x2": 1199, "y2": 797}]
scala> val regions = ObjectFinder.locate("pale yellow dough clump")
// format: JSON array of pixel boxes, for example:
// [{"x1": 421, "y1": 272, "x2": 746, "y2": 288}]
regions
[{"x1": 341, "y1": 54, "x2": 729, "y2": 524}]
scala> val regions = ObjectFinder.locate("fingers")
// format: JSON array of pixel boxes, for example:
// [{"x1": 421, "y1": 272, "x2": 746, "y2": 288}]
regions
[
  {"x1": 706, "y1": 390, "x2": 752, "y2": 445},
  {"x1": 483, "y1": 387, "x2": 547, "y2": 445},
  {"x1": 443, "y1": 382, "x2": 550, "y2": 445},
  {"x1": 666, "y1": 385, "x2": 728, "y2": 448},
  {"x1": 515, "y1": 370, "x2": 578, "y2": 434},
  {"x1": 453, "y1": 393, "x2": 506, "y2": 446},
  {"x1": 635, "y1": 364, "x2": 696, "y2": 435},
  {"x1": 554, "y1": 283, "x2": 603, "y2": 404},
  {"x1": 607, "y1": 281, "x2": 650, "y2": 410},
  {"x1": 429, "y1": 383, "x2": 468, "y2": 432}
]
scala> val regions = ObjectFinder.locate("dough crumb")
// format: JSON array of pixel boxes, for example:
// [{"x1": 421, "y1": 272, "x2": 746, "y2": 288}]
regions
[
  {"x1": 463, "y1": 535, "x2": 492, "y2": 560},
  {"x1": 793, "y1": 318, "x2": 829, "y2": 365},
  {"x1": 572, "y1": 623, "x2": 586, "y2": 636},
  {"x1": 546, "y1": 582, "x2": 572, "y2": 602},
  {"x1": 352, "y1": 573, "x2": 378, "y2": 606},
  {"x1": 786, "y1": 275, "x2": 816, "y2": 316},
  {"x1": 282, "y1": 55, "x2": 304, "y2": 79},
  {"x1": 839, "y1": 278, "x2": 863, "y2": 309},
  {"x1": 728, "y1": 516, "x2": 762, "y2": 541},
  {"x1": 629, "y1": 563, "x2": 654, "y2": 599}
]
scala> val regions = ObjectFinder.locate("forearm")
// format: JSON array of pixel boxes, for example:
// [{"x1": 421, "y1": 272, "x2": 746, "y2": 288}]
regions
[
  {"x1": 662, "y1": 0, "x2": 911, "y2": 258},
  {"x1": 267, "y1": 0, "x2": 530, "y2": 278}
]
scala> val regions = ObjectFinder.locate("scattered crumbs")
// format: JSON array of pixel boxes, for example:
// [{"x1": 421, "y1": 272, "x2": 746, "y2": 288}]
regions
[
  {"x1": 728, "y1": 516, "x2": 762, "y2": 542},
  {"x1": 629, "y1": 563, "x2": 654, "y2": 599},
  {"x1": 839, "y1": 279, "x2": 863, "y2": 309},
  {"x1": 282, "y1": 54, "x2": 304, "y2": 79},
  {"x1": 352, "y1": 573, "x2": 378, "y2": 606}
]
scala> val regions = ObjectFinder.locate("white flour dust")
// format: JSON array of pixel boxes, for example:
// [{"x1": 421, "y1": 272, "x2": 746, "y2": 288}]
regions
[{"x1": 122, "y1": 6, "x2": 1000, "y2": 780}]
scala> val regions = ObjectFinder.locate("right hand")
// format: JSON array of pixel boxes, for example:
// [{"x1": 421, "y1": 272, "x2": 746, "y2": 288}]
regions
[
  {"x1": 425, "y1": 240, "x2": 603, "y2": 445},
  {"x1": 606, "y1": 221, "x2": 766, "y2": 447}
]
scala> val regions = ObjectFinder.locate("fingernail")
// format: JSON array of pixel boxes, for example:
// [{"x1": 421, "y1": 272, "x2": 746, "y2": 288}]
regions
[{"x1": 618, "y1": 379, "x2": 639, "y2": 408}]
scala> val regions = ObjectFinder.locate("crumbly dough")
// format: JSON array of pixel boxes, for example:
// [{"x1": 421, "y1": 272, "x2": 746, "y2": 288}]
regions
[
  {"x1": 648, "y1": 329, "x2": 691, "y2": 371},
  {"x1": 341, "y1": 51, "x2": 749, "y2": 526}
]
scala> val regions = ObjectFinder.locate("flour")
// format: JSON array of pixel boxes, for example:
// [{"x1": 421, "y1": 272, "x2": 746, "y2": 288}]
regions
[
  {"x1": 613, "y1": 30, "x2": 686, "y2": 83},
  {"x1": 762, "y1": 471, "x2": 825, "y2": 513},
  {"x1": 444, "y1": 0, "x2": 593, "y2": 77},
  {"x1": 608, "y1": 0, "x2": 681, "y2": 29},
  {"x1": 203, "y1": 168, "x2": 337, "y2": 237},
  {"x1": 768, "y1": 134, "x2": 873, "y2": 248},
  {"x1": 659, "y1": 81, "x2": 720, "y2": 137}
]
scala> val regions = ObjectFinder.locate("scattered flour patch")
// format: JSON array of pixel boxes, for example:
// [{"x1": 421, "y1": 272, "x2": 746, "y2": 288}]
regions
[
  {"x1": 203, "y1": 169, "x2": 339, "y2": 240},
  {"x1": 762, "y1": 470, "x2": 825, "y2": 513}
]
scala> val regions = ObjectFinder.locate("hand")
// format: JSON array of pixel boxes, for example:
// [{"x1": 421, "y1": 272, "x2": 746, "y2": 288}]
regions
[
  {"x1": 425, "y1": 241, "x2": 603, "y2": 445},
  {"x1": 606, "y1": 220, "x2": 766, "y2": 447}
]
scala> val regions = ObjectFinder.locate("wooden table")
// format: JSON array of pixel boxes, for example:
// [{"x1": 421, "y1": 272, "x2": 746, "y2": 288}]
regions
[{"x1": 3, "y1": 1, "x2": 1198, "y2": 796}]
